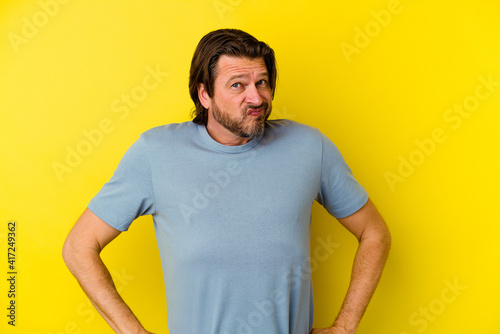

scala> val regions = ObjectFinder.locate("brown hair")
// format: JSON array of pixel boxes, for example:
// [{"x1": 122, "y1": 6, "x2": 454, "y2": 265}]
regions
[{"x1": 189, "y1": 29, "x2": 277, "y2": 125}]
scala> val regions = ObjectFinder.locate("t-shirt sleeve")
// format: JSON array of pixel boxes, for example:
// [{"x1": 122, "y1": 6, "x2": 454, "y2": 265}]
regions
[
  {"x1": 316, "y1": 133, "x2": 369, "y2": 218},
  {"x1": 88, "y1": 134, "x2": 156, "y2": 231}
]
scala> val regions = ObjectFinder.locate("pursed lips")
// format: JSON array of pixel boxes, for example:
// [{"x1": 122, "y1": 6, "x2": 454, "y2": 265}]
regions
[{"x1": 246, "y1": 108, "x2": 264, "y2": 116}]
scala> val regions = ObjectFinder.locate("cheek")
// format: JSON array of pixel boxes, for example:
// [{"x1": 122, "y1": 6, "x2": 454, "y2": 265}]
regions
[
  {"x1": 218, "y1": 93, "x2": 242, "y2": 107},
  {"x1": 261, "y1": 90, "x2": 272, "y2": 102}
]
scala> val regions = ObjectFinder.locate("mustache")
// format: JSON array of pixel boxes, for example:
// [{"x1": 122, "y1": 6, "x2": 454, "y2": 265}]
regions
[{"x1": 245, "y1": 102, "x2": 269, "y2": 111}]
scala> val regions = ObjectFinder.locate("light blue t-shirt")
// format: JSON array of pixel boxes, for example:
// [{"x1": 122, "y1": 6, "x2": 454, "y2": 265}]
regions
[{"x1": 88, "y1": 119, "x2": 368, "y2": 334}]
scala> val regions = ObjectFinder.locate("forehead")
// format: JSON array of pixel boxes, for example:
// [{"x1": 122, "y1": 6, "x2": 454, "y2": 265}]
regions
[{"x1": 215, "y1": 56, "x2": 268, "y2": 80}]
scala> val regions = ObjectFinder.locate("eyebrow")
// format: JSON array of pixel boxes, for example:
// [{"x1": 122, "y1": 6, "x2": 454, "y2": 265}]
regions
[{"x1": 226, "y1": 72, "x2": 269, "y2": 84}]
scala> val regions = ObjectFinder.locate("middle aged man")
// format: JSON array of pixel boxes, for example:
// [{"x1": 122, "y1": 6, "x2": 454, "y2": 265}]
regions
[{"x1": 63, "y1": 28, "x2": 391, "y2": 334}]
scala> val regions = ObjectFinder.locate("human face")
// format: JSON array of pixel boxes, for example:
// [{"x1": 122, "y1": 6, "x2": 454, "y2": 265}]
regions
[{"x1": 200, "y1": 56, "x2": 273, "y2": 145}]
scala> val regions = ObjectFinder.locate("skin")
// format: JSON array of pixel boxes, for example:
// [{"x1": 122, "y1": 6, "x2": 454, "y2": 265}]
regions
[
  {"x1": 63, "y1": 55, "x2": 391, "y2": 334},
  {"x1": 62, "y1": 208, "x2": 151, "y2": 334},
  {"x1": 198, "y1": 55, "x2": 273, "y2": 145},
  {"x1": 310, "y1": 198, "x2": 391, "y2": 333}
]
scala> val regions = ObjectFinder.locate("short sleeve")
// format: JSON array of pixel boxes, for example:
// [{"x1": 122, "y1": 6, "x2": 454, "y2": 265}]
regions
[
  {"x1": 316, "y1": 133, "x2": 369, "y2": 218},
  {"x1": 88, "y1": 134, "x2": 156, "y2": 231}
]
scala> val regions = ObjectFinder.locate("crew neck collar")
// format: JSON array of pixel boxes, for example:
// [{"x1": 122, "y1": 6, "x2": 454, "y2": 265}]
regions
[{"x1": 196, "y1": 123, "x2": 264, "y2": 153}]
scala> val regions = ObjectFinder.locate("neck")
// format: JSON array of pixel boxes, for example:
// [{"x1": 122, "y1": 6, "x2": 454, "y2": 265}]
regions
[{"x1": 205, "y1": 121, "x2": 252, "y2": 146}]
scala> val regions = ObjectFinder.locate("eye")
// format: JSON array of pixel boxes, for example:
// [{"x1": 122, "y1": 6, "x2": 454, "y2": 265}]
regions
[
  {"x1": 231, "y1": 82, "x2": 242, "y2": 88},
  {"x1": 257, "y1": 79, "x2": 267, "y2": 86}
]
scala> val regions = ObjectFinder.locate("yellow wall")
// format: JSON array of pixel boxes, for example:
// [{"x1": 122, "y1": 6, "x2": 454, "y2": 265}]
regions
[{"x1": 1, "y1": 0, "x2": 498, "y2": 333}]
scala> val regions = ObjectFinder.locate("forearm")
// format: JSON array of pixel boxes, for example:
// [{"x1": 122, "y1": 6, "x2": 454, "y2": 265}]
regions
[
  {"x1": 63, "y1": 246, "x2": 147, "y2": 334},
  {"x1": 333, "y1": 231, "x2": 391, "y2": 333}
]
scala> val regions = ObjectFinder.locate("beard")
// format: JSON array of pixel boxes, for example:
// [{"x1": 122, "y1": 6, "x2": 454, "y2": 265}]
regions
[{"x1": 211, "y1": 101, "x2": 271, "y2": 139}]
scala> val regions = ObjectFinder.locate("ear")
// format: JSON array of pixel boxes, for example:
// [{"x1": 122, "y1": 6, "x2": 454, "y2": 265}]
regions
[{"x1": 197, "y1": 83, "x2": 211, "y2": 110}]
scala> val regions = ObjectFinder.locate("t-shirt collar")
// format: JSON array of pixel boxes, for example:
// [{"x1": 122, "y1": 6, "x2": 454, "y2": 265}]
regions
[{"x1": 196, "y1": 123, "x2": 264, "y2": 153}]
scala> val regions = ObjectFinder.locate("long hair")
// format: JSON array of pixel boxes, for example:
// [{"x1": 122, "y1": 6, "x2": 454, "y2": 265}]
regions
[{"x1": 189, "y1": 29, "x2": 277, "y2": 125}]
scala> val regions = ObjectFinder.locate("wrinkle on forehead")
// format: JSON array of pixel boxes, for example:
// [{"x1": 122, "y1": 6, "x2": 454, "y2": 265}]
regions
[{"x1": 214, "y1": 56, "x2": 268, "y2": 82}]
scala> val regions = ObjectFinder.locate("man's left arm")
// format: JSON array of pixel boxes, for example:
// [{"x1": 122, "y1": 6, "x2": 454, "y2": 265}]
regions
[{"x1": 311, "y1": 198, "x2": 391, "y2": 334}]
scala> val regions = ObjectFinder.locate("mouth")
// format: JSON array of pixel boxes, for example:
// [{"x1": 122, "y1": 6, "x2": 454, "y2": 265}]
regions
[{"x1": 246, "y1": 107, "x2": 265, "y2": 117}]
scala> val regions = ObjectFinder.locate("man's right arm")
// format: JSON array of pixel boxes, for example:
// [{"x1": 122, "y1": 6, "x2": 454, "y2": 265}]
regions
[{"x1": 62, "y1": 208, "x2": 152, "y2": 334}]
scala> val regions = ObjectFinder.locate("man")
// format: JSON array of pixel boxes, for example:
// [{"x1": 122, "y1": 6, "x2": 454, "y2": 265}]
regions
[{"x1": 63, "y1": 29, "x2": 391, "y2": 334}]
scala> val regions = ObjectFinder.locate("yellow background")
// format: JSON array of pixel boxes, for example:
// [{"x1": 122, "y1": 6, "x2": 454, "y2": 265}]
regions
[{"x1": 1, "y1": 0, "x2": 499, "y2": 333}]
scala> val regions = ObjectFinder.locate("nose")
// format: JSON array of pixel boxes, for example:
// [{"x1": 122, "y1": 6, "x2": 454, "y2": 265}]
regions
[{"x1": 245, "y1": 84, "x2": 263, "y2": 106}]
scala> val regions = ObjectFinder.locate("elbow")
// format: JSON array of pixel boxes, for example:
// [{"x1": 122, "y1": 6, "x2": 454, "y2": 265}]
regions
[
  {"x1": 62, "y1": 234, "x2": 85, "y2": 273},
  {"x1": 376, "y1": 224, "x2": 392, "y2": 262},
  {"x1": 383, "y1": 228, "x2": 392, "y2": 258},
  {"x1": 361, "y1": 222, "x2": 392, "y2": 256},
  {"x1": 375, "y1": 221, "x2": 391, "y2": 253},
  {"x1": 382, "y1": 225, "x2": 392, "y2": 250},
  {"x1": 62, "y1": 236, "x2": 75, "y2": 269},
  {"x1": 62, "y1": 232, "x2": 101, "y2": 275}
]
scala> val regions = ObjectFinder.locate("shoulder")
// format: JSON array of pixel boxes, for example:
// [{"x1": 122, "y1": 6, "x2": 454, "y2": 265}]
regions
[
  {"x1": 119, "y1": 121, "x2": 197, "y2": 156},
  {"x1": 142, "y1": 121, "x2": 195, "y2": 138},
  {"x1": 267, "y1": 119, "x2": 320, "y2": 135},
  {"x1": 136, "y1": 121, "x2": 196, "y2": 145},
  {"x1": 265, "y1": 119, "x2": 322, "y2": 143}
]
